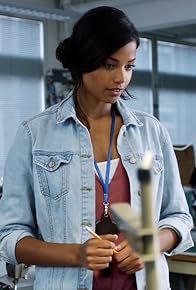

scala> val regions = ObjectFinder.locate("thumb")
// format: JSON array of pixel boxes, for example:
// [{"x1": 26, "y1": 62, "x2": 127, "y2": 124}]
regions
[{"x1": 100, "y1": 234, "x2": 118, "y2": 242}]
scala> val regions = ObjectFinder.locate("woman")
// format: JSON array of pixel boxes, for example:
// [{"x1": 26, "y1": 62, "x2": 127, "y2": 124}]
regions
[{"x1": 0, "y1": 6, "x2": 193, "y2": 290}]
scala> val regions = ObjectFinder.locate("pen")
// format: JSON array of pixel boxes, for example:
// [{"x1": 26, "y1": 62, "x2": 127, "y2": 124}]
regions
[{"x1": 85, "y1": 225, "x2": 118, "y2": 254}]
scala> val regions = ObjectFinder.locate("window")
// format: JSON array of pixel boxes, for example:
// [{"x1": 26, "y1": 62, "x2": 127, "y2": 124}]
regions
[
  {"x1": 129, "y1": 38, "x2": 153, "y2": 114},
  {"x1": 0, "y1": 16, "x2": 44, "y2": 179},
  {"x1": 158, "y1": 41, "x2": 196, "y2": 150}
]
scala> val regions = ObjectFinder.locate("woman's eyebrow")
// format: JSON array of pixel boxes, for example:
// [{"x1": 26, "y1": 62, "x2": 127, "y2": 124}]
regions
[
  {"x1": 106, "y1": 56, "x2": 118, "y2": 62},
  {"x1": 107, "y1": 56, "x2": 136, "y2": 62},
  {"x1": 128, "y1": 58, "x2": 136, "y2": 62}
]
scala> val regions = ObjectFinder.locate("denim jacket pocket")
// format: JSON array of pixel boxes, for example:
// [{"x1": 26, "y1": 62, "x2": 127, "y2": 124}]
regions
[
  {"x1": 127, "y1": 152, "x2": 163, "y2": 174},
  {"x1": 138, "y1": 153, "x2": 163, "y2": 195},
  {"x1": 123, "y1": 152, "x2": 163, "y2": 207},
  {"x1": 152, "y1": 154, "x2": 163, "y2": 174},
  {"x1": 33, "y1": 151, "x2": 72, "y2": 200}
]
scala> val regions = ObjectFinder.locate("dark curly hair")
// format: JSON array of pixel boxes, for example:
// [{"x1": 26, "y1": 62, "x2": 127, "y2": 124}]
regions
[{"x1": 56, "y1": 6, "x2": 140, "y2": 83}]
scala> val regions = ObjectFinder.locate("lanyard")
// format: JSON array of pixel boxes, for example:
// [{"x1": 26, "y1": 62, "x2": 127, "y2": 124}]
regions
[{"x1": 94, "y1": 109, "x2": 115, "y2": 216}]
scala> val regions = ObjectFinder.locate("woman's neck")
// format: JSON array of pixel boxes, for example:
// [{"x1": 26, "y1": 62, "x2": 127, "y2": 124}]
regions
[{"x1": 76, "y1": 91, "x2": 112, "y2": 120}]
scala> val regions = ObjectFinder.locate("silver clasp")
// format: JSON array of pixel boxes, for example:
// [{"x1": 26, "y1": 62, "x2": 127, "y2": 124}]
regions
[{"x1": 103, "y1": 202, "x2": 109, "y2": 217}]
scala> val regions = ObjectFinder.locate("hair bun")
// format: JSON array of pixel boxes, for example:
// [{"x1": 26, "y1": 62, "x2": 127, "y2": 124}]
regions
[{"x1": 56, "y1": 37, "x2": 72, "y2": 68}]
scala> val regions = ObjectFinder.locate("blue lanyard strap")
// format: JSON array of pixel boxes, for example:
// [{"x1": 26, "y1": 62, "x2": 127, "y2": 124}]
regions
[{"x1": 94, "y1": 109, "x2": 116, "y2": 209}]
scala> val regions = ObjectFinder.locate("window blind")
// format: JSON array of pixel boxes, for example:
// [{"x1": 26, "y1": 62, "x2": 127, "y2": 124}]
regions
[{"x1": 0, "y1": 15, "x2": 44, "y2": 179}]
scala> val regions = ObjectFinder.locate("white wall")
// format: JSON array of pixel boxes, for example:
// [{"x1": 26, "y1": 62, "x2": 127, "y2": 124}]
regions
[{"x1": 44, "y1": 20, "x2": 63, "y2": 72}]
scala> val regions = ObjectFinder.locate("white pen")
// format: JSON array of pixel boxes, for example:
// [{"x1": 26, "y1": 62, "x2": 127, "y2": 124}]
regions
[{"x1": 85, "y1": 225, "x2": 118, "y2": 254}]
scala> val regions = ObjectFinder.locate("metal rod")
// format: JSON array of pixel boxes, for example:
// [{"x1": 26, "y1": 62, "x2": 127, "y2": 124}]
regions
[{"x1": 138, "y1": 151, "x2": 160, "y2": 290}]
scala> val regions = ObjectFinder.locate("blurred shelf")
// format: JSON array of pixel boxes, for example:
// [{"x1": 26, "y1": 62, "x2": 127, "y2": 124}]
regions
[{"x1": 167, "y1": 253, "x2": 196, "y2": 275}]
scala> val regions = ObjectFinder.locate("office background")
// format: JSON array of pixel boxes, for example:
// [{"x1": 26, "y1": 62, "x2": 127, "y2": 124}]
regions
[{"x1": 0, "y1": 1, "x2": 196, "y2": 289}]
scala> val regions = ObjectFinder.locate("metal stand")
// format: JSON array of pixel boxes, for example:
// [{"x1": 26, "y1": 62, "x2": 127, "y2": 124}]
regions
[
  {"x1": 111, "y1": 151, "x2": 160, "y2": 290},
  {"x1": 137, "y1": 151, "x2": 160, "y2": 290}
]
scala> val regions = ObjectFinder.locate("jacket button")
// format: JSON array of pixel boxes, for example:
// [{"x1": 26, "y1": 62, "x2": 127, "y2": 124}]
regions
[
  {"x1": 129, "y1": 157, "x2": 136, "y2": 164},
  {"x1": 138, "y1": 190, "x2": 142, "y2": 196},
  {"x1": 48, "y1": 160, "x2": 55, "y2": 168}
]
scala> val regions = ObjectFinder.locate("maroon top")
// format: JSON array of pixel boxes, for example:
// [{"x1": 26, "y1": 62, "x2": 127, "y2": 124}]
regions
[{"x1": 93, "y1": 159, "x2": 137, "y2": 290}]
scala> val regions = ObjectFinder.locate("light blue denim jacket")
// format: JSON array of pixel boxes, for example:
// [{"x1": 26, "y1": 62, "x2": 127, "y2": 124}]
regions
[{"x1": 0, "y1": 92, "x2": 193, "y2": 290}]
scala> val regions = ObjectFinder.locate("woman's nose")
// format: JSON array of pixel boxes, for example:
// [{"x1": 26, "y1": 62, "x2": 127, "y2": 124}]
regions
[{"x1": 113, "y1": 69, "x2": 127, "y2": 84}]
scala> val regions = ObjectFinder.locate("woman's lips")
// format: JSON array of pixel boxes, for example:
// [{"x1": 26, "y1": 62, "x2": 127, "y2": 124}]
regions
[{"x1": 108, "y1": 88, "x2": 123, "y2": 96}]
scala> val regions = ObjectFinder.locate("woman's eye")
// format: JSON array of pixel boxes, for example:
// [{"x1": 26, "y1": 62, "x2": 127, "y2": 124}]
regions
[
  {"x1": 126, "y1": 64, "x2": 135, "y2": 71},
  {"x1": 104, "y1": 63, "x2": 115, "y2": 70}
]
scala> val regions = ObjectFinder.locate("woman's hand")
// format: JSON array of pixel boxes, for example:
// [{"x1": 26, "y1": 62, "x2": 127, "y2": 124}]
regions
[
  {"x1": 79, "y1": 234, "x2": 117, "y2": 271},
  {"x1": 114, "y1": 239, "x2": 144, "y2": 274}
]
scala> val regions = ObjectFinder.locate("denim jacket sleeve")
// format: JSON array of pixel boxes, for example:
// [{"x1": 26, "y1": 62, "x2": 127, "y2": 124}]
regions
[
  {"x1": 0, "y1": 121, "x2": 36, "y2": 264},
  {"x1": 158, "y1": 125, "x2": 194, "y2": 255}
]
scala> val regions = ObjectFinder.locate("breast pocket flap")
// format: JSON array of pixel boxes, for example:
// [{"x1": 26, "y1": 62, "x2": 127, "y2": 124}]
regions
[{"x1": 33, "y1": 153, "x2": 72, "y2": 172}]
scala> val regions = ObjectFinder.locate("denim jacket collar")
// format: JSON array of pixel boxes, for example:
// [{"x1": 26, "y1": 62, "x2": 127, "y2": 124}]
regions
[
  {"x1": 56, "y1": 91, "x2": 76, "y2": 124},
  {"x1": 56, "y1": 91, "x2": 143, "y2": 128},
  {"x1": 116, "y1": 98, "x2": 143, "y2": 127}
]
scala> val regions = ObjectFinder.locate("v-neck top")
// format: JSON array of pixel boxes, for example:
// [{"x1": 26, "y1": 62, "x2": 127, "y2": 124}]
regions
[
  {"x1": 95, "y1": 158, "x2": 119, "y2": 183},
  {"x1": 93, "y1": 158, "x2": 137, "y2": 290}
]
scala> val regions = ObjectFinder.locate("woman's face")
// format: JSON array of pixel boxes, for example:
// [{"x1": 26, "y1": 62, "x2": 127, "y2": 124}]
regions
[{"x1": 79, "y1": 41, "x2": 137, "y2": 106}]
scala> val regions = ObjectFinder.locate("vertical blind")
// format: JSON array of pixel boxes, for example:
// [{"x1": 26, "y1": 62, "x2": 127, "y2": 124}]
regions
[{"x1": 0, "y1": 15, "x2": 44, "y2": 180}]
